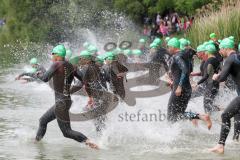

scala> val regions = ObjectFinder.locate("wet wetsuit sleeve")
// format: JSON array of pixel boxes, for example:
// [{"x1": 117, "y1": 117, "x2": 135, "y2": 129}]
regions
[
  {"x1": 175, "y1": 56, "x2": 188, "y2": 87},
  {"x1": 37, "y1": 63, "x2": 58, "y2": 82},
  {"x1": 197, "y1": 64, "x2": 213, "y2": 85},
  {"x1": 113, "y1": 63, "x2": 128, "y2": 74},
  {"x1": 70, "y1": 81, "x2": 83, "y2": 94},
  {"x1": 217, "y1": 56, "x2": 233, "y2": 82},
  {"x1": 70, "y1": 70, "x2": 84, "y2": 94},
  {"x1": 18, "y1": 72, "x2": 35, "y2": 78},
  {"x1": 39, "y1": 66, "x2": 46, "y2": 73},
  {"x1": 74, "y1": 69, "x2": 83, "y2": 82},
  {"x1": 102, "y1": 65, "x2": 111, "y2": 82}
]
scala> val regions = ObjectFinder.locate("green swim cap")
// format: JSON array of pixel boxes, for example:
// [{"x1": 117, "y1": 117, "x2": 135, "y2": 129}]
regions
[
  {"x1": 139, "y1": 38, "x2": 146, "y2": 43},
  {"x1": 153, "y1": 38, "x2": 162, "y2": 45},
  {"x1": 69, "y1": 56, "x2": 80, "y2": 65},
  {"x1": 205, "y1": 43, "x2": 217, "y2": 54},
  {"x1": 87, "y1": 45, "x2": 98, "y2": 54},
  {"x1": 104, "y1": 51, "x2": 117, "y2": 60},
  {"x1": 80, "y1": 50, "x2": 92, "y2": 59},
  {"x1": 123, "y1": 49, "x2": 132, "y2": 56},
  {"x1": 132, "y1": 49, "x2": 143, "y2": 56},
  {"x1": 66, "y1": 49, "x2": 73, "y2": 59},
  {"x1": 179, "y1": 38, "x2": 189, "y2": 50},
  {"x1": 52, "y1": 44, "x2": 66, "y2": 57},
  {"x1": 150, "y1": 43, "x2": 158, "y2": 49},
  {"x1": 83, "y1": 42, "x2": 90, "y2": 49},
  {"x1": 165, "y1": 37, "x2": 170, "y2": 42},
  {"x1": 219, "y1": 38, "x2": 235, "y2": 49},
  {"x1": 167, "y1": 38, "x2": 180, "y2": 49},
  {"x1": 203, "y1": 41, "x2": 208, "y2": 46},
  {"x1": 197, "y1": 44, "x2": 206, "y2": 53},
  {"x1": 210, "y1": 33, "x2": 216, "y2": 39},
  {"x1": 228, "y1": 36, "x2": 235, "y2": 42},
  {"x1": 208, "y1": 40, "x2": 214, "y2": 44},
  {"x1": 96, "y1": 55, "x2": 105, "y2": 64},
  {"x1": 30, "y1": 58, "x2": 38, "y2": 65}
]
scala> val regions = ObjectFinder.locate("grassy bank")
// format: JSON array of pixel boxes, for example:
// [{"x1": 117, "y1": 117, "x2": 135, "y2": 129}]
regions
[{"x1": 187, "y1": 1, "x2": 240, "y2": 48}]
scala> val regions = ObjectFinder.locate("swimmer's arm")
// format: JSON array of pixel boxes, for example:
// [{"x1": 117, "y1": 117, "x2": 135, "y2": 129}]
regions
[
  {"x1": 197, "y1": 64, "x2": 213, "y2": 85},
  {"x1": 102, "y1": 66, "x2": 111, "y2": 82},
  {"x1": 175, "y1": 56, "x2": 187, "y2": 87},
  {"x1": 70, "y1": 71, "x2": 84, "y2": 94},
  {"x1": 18, "y1": 72, "x2": 32, "y2": 78},
  {"x1": 163, "y1": 60, "x2": 169, "y2": 72},
  {"x1": 70, "y1": 82, "x2": 83, "y2": 94},
  {"x1": 190, "y1": 72, "x2": 201, "y2": 76},
  {"x1": 17, "y1": 72, "x2": 36, "y2": 80},
  {"x1": 217, "y1": 56, "x2": 232, "y2": 82},
  {"x1": 37, "y1": 63, "x2": 57, "y2": 82}
]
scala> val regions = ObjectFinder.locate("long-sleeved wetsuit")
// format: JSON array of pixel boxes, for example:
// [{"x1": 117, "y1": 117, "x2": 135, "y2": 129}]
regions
[
  {"x1": 197, "y1": 57, "x2": 220, "y2": 114},
  {"x1": 103, "y1": 61, "x2": 128, "y2": 100},
  {"x1": 167, "y1": 51, "x2": 199, "y2": 122},
  {"x1": 215, "y1": 52, "x2": 240, "y2": 144},
  {"x1": 18, "y1": 64, "x2": 46, "y2": 82},
  {"x1": 35, "y1": 61, "x2": 88, "y2": 142},
  {"x1": 148, "y1": 47, "x2": 169, "y2": 83},
  {"x1": 75, "y1": 63, "x2": 109, "y2": 132},
  {"x1": 191, "y1": 60, "x2": 206, "y2": 99}
]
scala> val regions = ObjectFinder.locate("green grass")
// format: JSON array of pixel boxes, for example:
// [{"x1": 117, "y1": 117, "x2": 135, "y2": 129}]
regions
[{"x1": 187, "y1": 2, "x2": 240, "y2": 48}]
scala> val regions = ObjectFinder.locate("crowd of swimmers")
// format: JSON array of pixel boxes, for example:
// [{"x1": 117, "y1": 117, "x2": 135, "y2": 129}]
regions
[{"x1": 15, "y1": 32, "x2": 240, "y2": 154}]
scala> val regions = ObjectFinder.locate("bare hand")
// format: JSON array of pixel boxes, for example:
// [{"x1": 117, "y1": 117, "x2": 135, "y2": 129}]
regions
[
  {"x1": 175, "y1": 86, "x2": 182, "y2": 96},
  {"x1": 212, "y1": 74, "x2": 219, "y2": 81},
  {"x1": 15, "y1": 76, "x2": 20, "y2": 80},
  {"x1": 166, "y1": 79, "x2": 173, "y2": 87},
  {"x1": 85, "y1": 139, "x2": 99, "y2": 150},
  {"x1": 192, "y1": 83, "x2": 198, "y2": 91}
]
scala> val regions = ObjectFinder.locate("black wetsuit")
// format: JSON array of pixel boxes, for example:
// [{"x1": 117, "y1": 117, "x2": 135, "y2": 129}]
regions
[
  {"x1": 148, "y1": 47, "x2": 169, "y2": 83},
  {"x1": 35, "y1": 61, "x2": 87, "y2": 142},
  {"x1": 191, "y1": 60, "x2": 206, "y2": 99},
  {"x1": 197, "y1": 57, "x2": 220, "y2": 114},
  {"x1": 18, "y1": 64, "x2": 46, "y2": 82},
  {"x1": 77, "y1": 63, "x2": 108, "y2": 132},
  {"x1": 215, "y1": 52, "x2": 240, "y2": 144},
  {"x1": 167, "y1": 51, "x2": 199, "y2": 122},
  {"x1": 103, "y1": 61, "x2": 128, "y2": 100},
  {"x1": 99, "y1": 67, "x2": 108, "y2": 90},
  {"x1": 213, "y1": 41, "x2": 224, "y2": 62}
]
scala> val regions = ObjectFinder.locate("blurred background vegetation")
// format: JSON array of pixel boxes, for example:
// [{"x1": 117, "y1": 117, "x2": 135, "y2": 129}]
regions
[{"x1": 0, "y1": 0, "x2": 239, "y2": 48}]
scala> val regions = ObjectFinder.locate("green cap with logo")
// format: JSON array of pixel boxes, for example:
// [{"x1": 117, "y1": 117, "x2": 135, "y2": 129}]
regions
[{"x1": 52, "y1": 44, "x2": 66, "y2": 57}]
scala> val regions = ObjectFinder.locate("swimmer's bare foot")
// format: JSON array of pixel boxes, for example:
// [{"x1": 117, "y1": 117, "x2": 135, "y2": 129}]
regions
[
  {"x1": 209, "y1": 144, "x2": 224, "y2": 154},
  {"x1": 34, "y1": 138, "x2": 40, "y2": 144},
  {"x1": 199, "y1": 114, "x2": 212, "y2": 130},
  {"x1": 191, "y1": 119, "x2": 199, "y2": 127}
]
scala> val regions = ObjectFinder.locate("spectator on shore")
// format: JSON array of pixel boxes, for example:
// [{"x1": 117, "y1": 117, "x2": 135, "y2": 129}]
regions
[
  {"x1": 159, "y1": 21, "x2": 169, "y2": 37},
  {"x1": 156, "y1": 13, "x2": 161, "y2": 25},
  {"x1": 0, "y1": 19, "x2": 6, "y2": 26}
]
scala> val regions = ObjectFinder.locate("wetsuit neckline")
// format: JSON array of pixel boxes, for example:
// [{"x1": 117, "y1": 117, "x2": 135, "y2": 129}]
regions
[{"x1": 229, "y1": 51, "x2": 237, "y2": 56}]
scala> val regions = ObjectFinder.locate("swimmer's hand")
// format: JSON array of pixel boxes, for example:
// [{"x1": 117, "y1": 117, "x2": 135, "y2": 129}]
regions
[
  {"x1": 15, "y1": 76, "x2": 20, "y2": 80},
  {"x1": 190, "y1": 72, "x2": 201, "y2": 77},
  {"x1": 166, "y1": 79, "x2": 173, "y2": 87},
  {"x1": 85, "y1": 139, "x2": 99, "y2": 150},
  {"x1": 212, "y1": 73, "x2": 220, "y2": 81},
  {"x1": 192, "y1": 83, "x2": 198, "y2": 91},
  {"x1": 175, "y1": 86, "x2": 182, "y2": 96}
]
